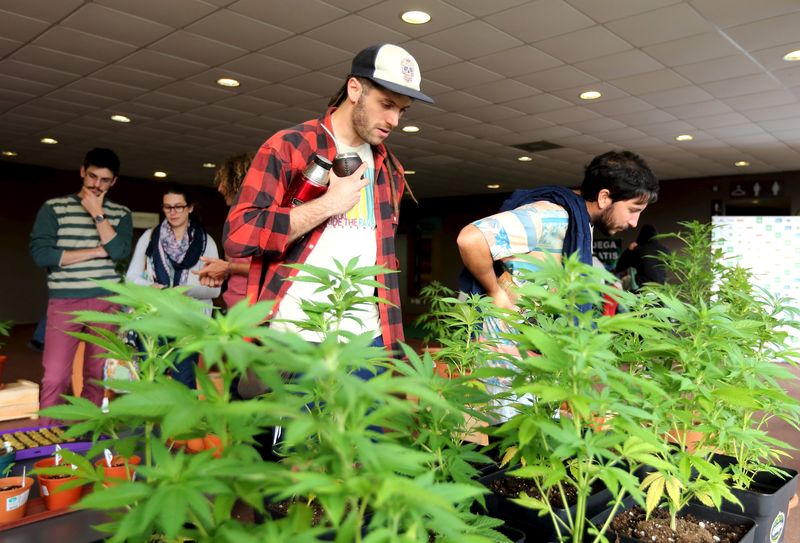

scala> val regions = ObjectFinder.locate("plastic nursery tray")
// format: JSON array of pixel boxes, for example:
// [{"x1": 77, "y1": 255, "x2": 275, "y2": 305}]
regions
[
  {"x1": 1, "y1": 423, "x2": 107, "y2": 461},
  {"x1": 0, "y1": 486, "x2": 101, "y2": 533}
]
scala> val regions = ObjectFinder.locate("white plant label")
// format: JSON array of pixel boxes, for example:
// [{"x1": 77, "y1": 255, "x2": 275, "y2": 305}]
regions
[
  {"x1": 771, "y1": 511, "x2": 785, "y2": 543},
  {"x1": 104, "y1": 448, "x2": 114, "y2": 468},
  {"x1": 5, "y1": 489, "x2": 29, "y2": 511}
]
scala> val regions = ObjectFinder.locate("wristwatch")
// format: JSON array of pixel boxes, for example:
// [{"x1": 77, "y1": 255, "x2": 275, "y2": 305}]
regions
[{"x1": 93, "y1": 214, "x2": 106, "y2": 224}]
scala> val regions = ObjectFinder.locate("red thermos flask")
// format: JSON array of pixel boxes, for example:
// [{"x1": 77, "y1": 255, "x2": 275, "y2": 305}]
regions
[{"x1": 282, "y1": 154, "x2": 333, "y2": 207}]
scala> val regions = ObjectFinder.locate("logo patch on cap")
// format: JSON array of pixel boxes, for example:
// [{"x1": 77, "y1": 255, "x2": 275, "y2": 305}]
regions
[{"x1": 400, "y1": 57, "x2": 415, "y2": 84}]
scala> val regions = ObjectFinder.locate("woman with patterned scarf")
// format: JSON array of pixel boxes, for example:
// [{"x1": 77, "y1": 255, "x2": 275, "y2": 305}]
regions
[{"x1": 126, "y1": 184, "x2": 221, "y2": 388}]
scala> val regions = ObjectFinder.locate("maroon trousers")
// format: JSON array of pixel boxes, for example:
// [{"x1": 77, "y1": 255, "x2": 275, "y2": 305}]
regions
[{"x1": 39, "y1": 297, "x2": 118, "y2": 423}]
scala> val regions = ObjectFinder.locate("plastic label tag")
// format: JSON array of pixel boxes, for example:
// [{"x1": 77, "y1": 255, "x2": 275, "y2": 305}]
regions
[
  {"x1": 771, "y1": 511, "x2": 785, "y2": 543},
  {"x1": 6, "y1": 489, "x2": 29, "y2": 511}
]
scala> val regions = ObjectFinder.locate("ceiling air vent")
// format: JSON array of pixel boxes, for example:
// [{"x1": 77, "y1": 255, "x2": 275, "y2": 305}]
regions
[{"x1": 511, "y1": 140, "x2": 564, "y2": 153}]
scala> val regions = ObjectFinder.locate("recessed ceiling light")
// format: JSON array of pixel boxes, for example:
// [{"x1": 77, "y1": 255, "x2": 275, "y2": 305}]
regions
[
  {"x1": 1, "y1": 150, "x2": 17, "y2": 157},
  {"x1": 402, "y1": 125, "x2": 420, "y2": 133},
  {"x1": 202, "y1": 162, "x2": 216, "y2": 169},
  {"x1": 154, "y1": 171, "x2": 168, "y2": 178},
  {"x1": 487, "y1": 184, "x2": 501, "y2": 189},
  {"x1": 216, "y1": 77, "x2": 240, "y2": 88},
  {"x1": 405, "y1": 170, "x2": 416, "y2": 175},
  {"x1": 734, "y1": 161, "x2": 750, "y2": 167},
  {"x1": 401, "y1": 10, "x2": 431, "y2": 24},
  {"x1": 579, "y1": 90, "x2": 602, "y2": 100},
  {"x1": 782, "y1": 49, "x2": 800, "y2": 62},
  {"x1": 675, "y1": 134, "x2": 694, "y2": 142},
  {"x1": 517, "y1": 156, "x2": 533, "y2": 162},
  {"x1": 110, "y1": 114, "x2": 131, "y2": 123},
  {"x1": 40, "y1": 137, "x2": 58, "y2": 145}
]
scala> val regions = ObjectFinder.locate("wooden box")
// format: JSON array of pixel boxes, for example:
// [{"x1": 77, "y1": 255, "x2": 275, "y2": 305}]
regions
[{"x1": 0, "y1": 380, "x2": 39, "y2": 421}]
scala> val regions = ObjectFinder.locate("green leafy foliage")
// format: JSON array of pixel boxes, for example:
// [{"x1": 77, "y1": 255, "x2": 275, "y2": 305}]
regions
[
  {"x1": 413, "y1": 282, "x2": 509, "y2": 377},
  {"x1": 633, "y1": 220, "x2": 800, "y2": 527},
  {"x1": 490, "y1": 253, "x2": 669, "y2": 543},
  {"x1": 38, "y1": 265, "x2": 507, "y2": 542}
]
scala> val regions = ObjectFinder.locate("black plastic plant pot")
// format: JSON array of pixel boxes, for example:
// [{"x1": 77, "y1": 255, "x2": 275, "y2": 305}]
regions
[
  {"x1": 476, "y1": 467, "x2": 612, "y2": 542},
  {"x1": 712, "y1": 454, "x2": 798, "y2": 543},
  {"x1": 590, "y1": 496, "x2": 757, "y2": 543},
  {"x1": 497, "y1": 524, "x2": 526, "y2": 543}
]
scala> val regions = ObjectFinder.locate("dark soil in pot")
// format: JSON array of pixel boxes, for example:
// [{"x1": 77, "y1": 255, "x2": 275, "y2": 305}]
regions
[
  {"x1": 42, "y1": 473, "x2": 73, "y2": 480},
  {"x1": 486, "y1": 473, "x2": 581, "y2": 507},
  {"x1": 0, "y1": 483, "x2": 21, "y2": 491},
  {"x1": 610, "y1": 505, "x2": 751, "y2": 543},
  {"x1": 265, "y1": 497, "x2": 326, "y2": 526}
]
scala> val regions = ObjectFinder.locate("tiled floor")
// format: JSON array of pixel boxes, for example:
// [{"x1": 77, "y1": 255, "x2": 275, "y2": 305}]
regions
[{"x1": 2, "y1": 323, "x2": 799, "y2": 541}]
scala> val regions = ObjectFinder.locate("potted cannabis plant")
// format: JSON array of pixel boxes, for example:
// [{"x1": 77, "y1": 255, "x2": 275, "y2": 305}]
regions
[
  {"x1": 0, "y1": 473, "x2": 33, "y2": 524},
  {"x1": 481, "y1": 253, "x2": 670, "y2": 543},
  {"x1": 38, "y1": 262, "x2": 512, "y2": 542},
  {"x1": 411, "y1": 279, "x2": 513, "y2": 449},
  {"x1": 703, "y1": 240, "x2": 800, "y2": 543},
  {"x1": 414, "y1": 282, "x2": 504, "y2": 379},
  {"x1": 598, "y1": 220, "x2": 795, "y2": 543}
]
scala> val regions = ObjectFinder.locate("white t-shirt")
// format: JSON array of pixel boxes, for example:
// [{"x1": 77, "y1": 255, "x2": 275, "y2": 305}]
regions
[{"x1": 272, "y1": 141, "x2": 381, "y2": 342}]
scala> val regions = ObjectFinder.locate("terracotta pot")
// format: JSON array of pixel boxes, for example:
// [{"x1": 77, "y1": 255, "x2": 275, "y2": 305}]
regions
[
  {"x1": 184, "y1": 437, "x2": 206, "y2": 454},
  {"x1": 203, "y1": 435, "x2": 223, "y2": 458},
  {"x1": 185, "y1": 435, "x2": 223, "y2": 458},
  {"x1": 95, "y1": 455, "x2": 140, "y2": 486},
  {"x1": 33, "y1": 457, "x2": 85, "y2": 511},
  {"x1": 0, "y1": 354, "x2": 7, "y2": 391},
  {"x1": 433, "y1": 360, "x2": 471, "y2": 379},
  {"x1": 0, "y1": 476, "x2": 34, "y2": 524},
  {"x1": 166, "y1": 437, "x2": 188, "y2": 451},
  {"x1": 665, "y1": 427, "x2": 706, "y2": 453}
]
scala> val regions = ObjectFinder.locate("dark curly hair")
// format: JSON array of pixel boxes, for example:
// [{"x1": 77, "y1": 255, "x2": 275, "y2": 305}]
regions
[
  {"x1": 215, "y1": 152, "x2": 254, "y2": 202},
  {"x1": 581, "y1": 151, "x2": 659, "y2": 205}
]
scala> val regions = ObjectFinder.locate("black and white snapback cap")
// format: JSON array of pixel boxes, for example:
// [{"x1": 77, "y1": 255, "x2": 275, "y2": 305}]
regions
[{"x1": 350, "y1": 44, "x2": 433, "y2": 103}]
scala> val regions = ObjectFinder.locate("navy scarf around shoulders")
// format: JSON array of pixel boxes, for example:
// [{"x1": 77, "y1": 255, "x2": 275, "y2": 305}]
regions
[
  {"x1": 145, "y1": 219, "x2": 207, "y2": 288},
  {"x1": 458, "y1": 185, "x2": 593, "y2": 296}
]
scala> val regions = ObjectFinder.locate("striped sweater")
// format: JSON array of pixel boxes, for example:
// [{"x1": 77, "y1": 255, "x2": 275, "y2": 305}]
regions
[{"x1": 30, "y1": 194, "x2": 133, "y2": 298}]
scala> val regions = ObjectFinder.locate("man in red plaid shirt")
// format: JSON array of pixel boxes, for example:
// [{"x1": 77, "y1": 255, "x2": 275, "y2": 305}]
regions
[{"x1": 223, "y1": 44, "x2": 433, "y2": 356}]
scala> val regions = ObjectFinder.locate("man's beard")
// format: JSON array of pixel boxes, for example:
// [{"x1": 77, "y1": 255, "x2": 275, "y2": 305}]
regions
[
  {"x1": 351, "y1": 95, "x2": 383, "y2": 146},
  {"x1": 594, "y1": 205, "x2": 614, "y2": 236}
]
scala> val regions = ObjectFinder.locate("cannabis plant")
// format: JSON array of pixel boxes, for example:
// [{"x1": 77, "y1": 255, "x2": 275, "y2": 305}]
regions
[
  {"x1": 413, "y1": 282, "x2": 509, "y2": 379},
  {"x1": 39, "y1": 262, "x2": 509, "y2": 542},
  {"x1": 490, "y1": 253, "x2": 670, "y2": 543},
  {"x1": 414, "y1": 281, "x2": 457, "y2": 347},
  {"x1": 628, "y1": 221, "x2": 794, "y2": 528},
  {"x1": 708, "y1": 255, "x2": 800, "y2": 489}
]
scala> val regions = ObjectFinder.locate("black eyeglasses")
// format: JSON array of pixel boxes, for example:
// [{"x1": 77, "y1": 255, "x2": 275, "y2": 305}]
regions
[{"x1": 162, "y1": 204, "x2": 188, "y2": 213}]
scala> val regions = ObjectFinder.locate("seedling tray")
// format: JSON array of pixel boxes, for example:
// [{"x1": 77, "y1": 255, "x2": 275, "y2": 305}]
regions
[{"x1": 1, "y1": 423, "x2": 106, "y2": 461}]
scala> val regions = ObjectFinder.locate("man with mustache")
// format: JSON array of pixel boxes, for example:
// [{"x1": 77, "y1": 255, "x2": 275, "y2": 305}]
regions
[
  {"x1": 224, "y1": 44, "x2": 432, "y2": 357},
  {"x1": 30, "y1": 148, "x2": 132, "y2": 422},
  {"x1": 456, "y1": 150, "x2": 659, "y2": 420}
]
